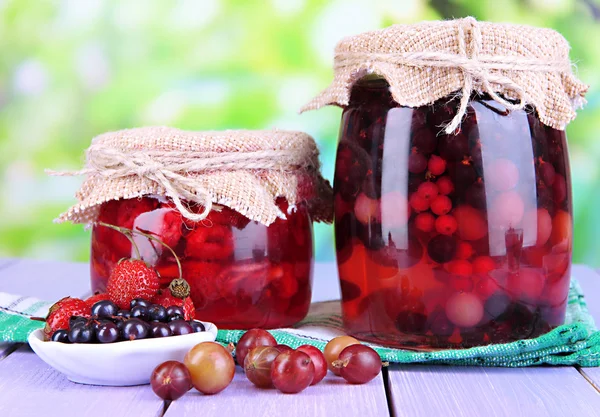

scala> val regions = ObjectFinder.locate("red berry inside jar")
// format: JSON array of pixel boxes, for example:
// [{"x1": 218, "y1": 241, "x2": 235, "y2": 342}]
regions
[
  {"x1": 91, "y1": 197, "x2": 314, "y2": 329},
  {"x1": 332, "y1": 78, "x2": 573, "y2": 349}
]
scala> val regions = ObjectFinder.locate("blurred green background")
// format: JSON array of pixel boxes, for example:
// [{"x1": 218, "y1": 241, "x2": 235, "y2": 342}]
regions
[{"x1": 0, "y1": 0, "x2": 598, "y2": 265}]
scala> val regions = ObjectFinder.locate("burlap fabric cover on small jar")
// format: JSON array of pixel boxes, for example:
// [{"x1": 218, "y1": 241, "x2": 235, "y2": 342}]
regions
[
  {"x1": 50, "y1": 127, "x2": 333, "y2": 226},
  {"x1": 301, "y1": 17, "x2": 588, "y2": 132}
]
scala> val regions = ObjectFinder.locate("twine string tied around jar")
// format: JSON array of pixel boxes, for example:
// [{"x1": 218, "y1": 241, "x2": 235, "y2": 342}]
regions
[
  {"x1": 334, "y1": 17, "x2": 571, "y2": 134},
  {"x1": 46, "y1": 143, "x2": 321, "y2": 222}
]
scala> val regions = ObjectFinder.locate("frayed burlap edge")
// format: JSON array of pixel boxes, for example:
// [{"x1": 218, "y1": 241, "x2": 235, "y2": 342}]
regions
[
  {"x1": 51, "y1": 127, "x2": 333, "y2": 226},
  {"x1": 301, "y1": 18, "x2": 588, "y2": 131}
]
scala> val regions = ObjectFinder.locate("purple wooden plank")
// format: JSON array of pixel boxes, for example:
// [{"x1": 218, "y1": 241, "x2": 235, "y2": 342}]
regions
[
  {"x1": 0, "y1": 259, "x2": 91, "y2": 301},
  {"x1": 388, "y1": 365, "x2": 600, "y2": 416},
  {"x1": 0, "y1": 345, "x2": 163, "y2": 417},
  {"x1": 164, "y1": 367, "x2": 389, "y2": 417},
  {"x1": 569, "y1": 265, "x2": 600, "y2": 389}
]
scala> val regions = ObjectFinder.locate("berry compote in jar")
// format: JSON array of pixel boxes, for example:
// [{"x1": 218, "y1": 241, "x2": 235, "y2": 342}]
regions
[
  {"x1": 91, "y1": 197, "x2": 313, "y2": 329},
  {"x1": 52, "y1": 127, "x2": 332, "y2": 330},
  {"x1": 334, "y1": 78, "x2": 573, "y2": 348}
]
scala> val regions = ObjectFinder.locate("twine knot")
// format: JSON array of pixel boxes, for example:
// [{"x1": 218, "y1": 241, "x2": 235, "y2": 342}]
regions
[
  {"x1": 332, "y1": 16, "x2": 573, "y2": 134},
  {"x1": 47, "y1": 142, "x2": 320, "y2": 222}
]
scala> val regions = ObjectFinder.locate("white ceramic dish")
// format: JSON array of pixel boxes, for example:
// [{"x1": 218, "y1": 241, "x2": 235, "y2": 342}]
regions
[{"x1": 28, "y1": 321, "x2": 217, "y2": 386}]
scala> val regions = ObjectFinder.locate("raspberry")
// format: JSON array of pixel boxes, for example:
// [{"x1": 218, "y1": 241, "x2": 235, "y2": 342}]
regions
[
  {"x1": 43, "y1": 297, "x2": 89, "y2": 341},
  {"x1": 107, "y1": 259, "x2": 160, "y2": 309},
  {"x1": 84, "y1": 293, "x2": 111, "y2": 309},
  {"x1": 435, "y1": 214, "x2": 457, "y2": 235},
  {"x1": 152, "y1": 290, "x2": 196, "y2": 320},
  {"x1": 183, "y1": 261, "x2": 223, "y2": 307},
  {"x1": 415, "y1": 213, "x2": 435, "y2": 233},
  {"x1": 204, "y1": 205, "x2": 251, "y2": 230},
  {"x1": 428, "y1": 155, "x2": 447, "y2": 176},
  {"x1": 216, "y1": 261, "x2": 269, "y2": 300},
  {"x1": 116, "y1": 197, "x2": 159, "y2": 229},
  {"x1": 409, "y1": 193, "x2": 429, "y2": 212},
  {"x1": 268, "y1": 263, "x2": 299, "y2": 299},
  {"x1": 430, "y1": 195, "x2": 452, "y2": 215},
  {"x1": 185, "y1": 225, "x2": 234, "y2": 261},
  {"x1": 417, "y1": 181, "x2": 439, "y2": 201},
  {"x1": 436, "y1": 176, "x2": 454, "y2": 195}
]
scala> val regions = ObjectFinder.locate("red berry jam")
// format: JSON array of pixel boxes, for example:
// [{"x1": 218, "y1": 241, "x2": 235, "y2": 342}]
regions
[
  {"x1": 91, "y1": 197, "x2": 313, "y2": 329},
  {"x1": 334, "y1": 78, "x2": 572, "y2": 349}
]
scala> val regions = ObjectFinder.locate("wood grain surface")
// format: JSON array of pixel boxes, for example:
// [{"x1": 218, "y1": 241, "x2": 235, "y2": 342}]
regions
[
  {"x1": 0, "y1": 259, "x2": 600, "y2": 417},
  {"x1": 0, "y1": 345, "x2": 164, "y2": 417},
  {"x1": 164, "y1": 367, "x2": 390, "y2": 417}
]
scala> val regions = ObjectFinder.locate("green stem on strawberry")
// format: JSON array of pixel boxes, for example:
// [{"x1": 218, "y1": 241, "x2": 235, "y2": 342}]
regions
[{"x1": 96, "y1": 221, "x2": 183, "y2": 281}]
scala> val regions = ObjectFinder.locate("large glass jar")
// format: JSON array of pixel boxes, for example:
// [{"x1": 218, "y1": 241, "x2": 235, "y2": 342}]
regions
[
  {"x1": 91, "y1": 196, "x2": 314, "y2": 329},
  {"x1": 334, "y1": 78, "x2": 572, "y2": 349}
]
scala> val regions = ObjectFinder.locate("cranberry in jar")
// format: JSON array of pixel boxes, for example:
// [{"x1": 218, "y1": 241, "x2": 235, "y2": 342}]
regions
[{"x1": 303, "y1": 19, "x2": 586, "y2": 348}]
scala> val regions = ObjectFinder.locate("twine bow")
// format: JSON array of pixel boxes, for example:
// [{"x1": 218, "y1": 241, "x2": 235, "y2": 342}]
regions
[
  {"x1": 47, "y1": 144, "x2": 319, "y2": 222},
  {"x1": 334, "y1": 17, "x2": 571, "y2": 134}
]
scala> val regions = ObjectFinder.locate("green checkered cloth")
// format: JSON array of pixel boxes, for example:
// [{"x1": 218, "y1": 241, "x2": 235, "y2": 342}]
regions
[{"x1": 2, "y1": 279, "x2": 599, "y2": 367}]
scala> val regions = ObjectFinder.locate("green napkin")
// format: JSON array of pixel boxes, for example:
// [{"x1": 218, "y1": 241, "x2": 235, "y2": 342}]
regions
[
  {"x1": 2, "y1": 279, "x2": 599, "y2": 367},
  {"x1": 217, "y1": 279, "x2": 600, "y2": 367}
]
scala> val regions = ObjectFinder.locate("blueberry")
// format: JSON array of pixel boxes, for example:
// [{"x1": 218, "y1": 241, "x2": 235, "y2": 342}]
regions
[
  {"x1": 130, "y1": 305, "x2": 149, "y2": 321},
  {"x1": 96, "y1": 322, "x2": 119, "y2": 343},
  {"x1": 189, "y1": 320, "x2": 206, "y2": 333},
  {"x1": 116, "y1": 309, "x2": 131, "y2": 320},
  {"x1": 166, "y1": 306, "x2": 185, "y2": 320},
  {"x1": 130, "y1": 298, "x2": 151, "y2": 309},
  {"x1": 121, "y1": 318, "x2": 149, "y2": 341},
  {"x1": 148, "y1": 304, "x2": 168, "y2": 322},
  {"x1": 168, "y1": 319, "x2": 194, "y2": 336},
  {"x1": 91, "y1": 300, "x2": 119, "y2": 318},
  {"x1": 151, "y1": 322, "x2": 172, "y2": 338},
  {"x1": 68, "y1": 324, "x2": 94, "y2": 343},
  {"x1": 69, "y1": 316, "x2": 88, "y2": 328},
  {"x1": 51, "y1": 329, "x2": 70, "y2": 343}
]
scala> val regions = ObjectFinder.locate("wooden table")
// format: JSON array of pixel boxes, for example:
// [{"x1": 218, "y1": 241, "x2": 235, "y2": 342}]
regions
[{"x1": 1, "y1": 259, "x2": 600, "y2": 417}]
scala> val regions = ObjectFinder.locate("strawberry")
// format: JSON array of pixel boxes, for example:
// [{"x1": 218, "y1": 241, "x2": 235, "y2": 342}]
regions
[
  {"x1": 84, "y1": 293, "x2": 111, "y2": 309},
  {"x1": 205, "y1": 206, "x2": 251, "y2": 230},
  {"x1": 107, "y1": 259, "x2": 160, "y2": 309},
  {"x1": 152, "y1": 290, "x2": 196, "y2": 320},
  {"x1": 183, "y1": 261, "x2": 223, "y2": 308},
  {"x1": 43, "y1": 297, "x2": 89, "y2": 341},
  {"x1": 184, "y1": 225, "x2": 234, "y2": 261}
]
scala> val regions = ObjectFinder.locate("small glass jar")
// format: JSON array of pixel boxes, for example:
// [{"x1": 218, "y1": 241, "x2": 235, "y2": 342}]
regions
[
  {"x1": 334, "y1": 78, "x2": 572, "y2": 349},
  {"x1": 91, "y1": 196, "x2": 313, "y2": 329}
]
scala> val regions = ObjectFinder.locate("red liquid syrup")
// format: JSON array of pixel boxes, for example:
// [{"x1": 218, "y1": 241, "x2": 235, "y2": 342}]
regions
[
  {"x1": 91, "y1": 197, "x2": 314, "y2": 329},
  {"x1": 334, "y1": 79, "x2": 573, "y2": 349}
]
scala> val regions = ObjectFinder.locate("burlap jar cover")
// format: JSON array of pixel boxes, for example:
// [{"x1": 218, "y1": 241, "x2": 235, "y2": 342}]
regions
[
  {"x1": 50, "y1": 127, "x2": 333, "y2": 226},
  {"x1": 301, "y1": 17, "x2": 588, "y2": 132}
]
